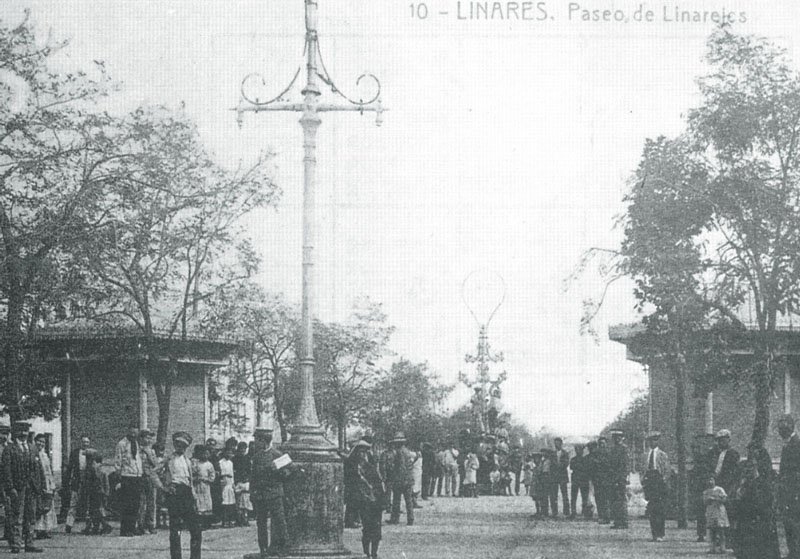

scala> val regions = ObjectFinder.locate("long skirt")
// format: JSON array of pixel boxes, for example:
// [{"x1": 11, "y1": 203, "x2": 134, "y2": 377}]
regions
[{"x1": 360, "y1": 501, "x2": 382, "y2": 542}]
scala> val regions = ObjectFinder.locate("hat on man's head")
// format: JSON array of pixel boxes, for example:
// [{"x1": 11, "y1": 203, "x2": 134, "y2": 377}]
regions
[
  {"x1": 34, "y1": 433, "x2": 46, "y2": 442},
  {"x1": 254, "y1": 428, "x2": 273, "y2": 440},
  {"x1": 205, "y1": 438, "x2": 218, "y2": 447},
  {"x1": 0, "y1": 425, "x2": 10, "y2": 436},
  {"x1": 647, "y1": 431, "x2": 661, "y2": 440},
  {"x1": 715, "y1": 429, "x2": 731, "y2": 439},
  {"x1": 351, "y1": 440, "x2": 372, "y2": 452},
  {"x1": 609, "y1": 429, "x2": 624, "y2": 438},
  {"x1": 139, "y1": 429, "x2": 153, "y2": 438},
  {"x1": 172, "y1": 431, "x2": 192, "y2": 447},
  {"x1": 11, "y1": 421, "x2": 30, "y2": 435},
  {"x1": 390, "y1": 431, "x2": 407, "y2": 444}
]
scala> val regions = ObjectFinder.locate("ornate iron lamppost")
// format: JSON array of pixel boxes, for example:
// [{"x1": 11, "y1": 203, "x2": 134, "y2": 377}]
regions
[{"x1": 236, "y1": 1, "x2": 384, "y2": 556}]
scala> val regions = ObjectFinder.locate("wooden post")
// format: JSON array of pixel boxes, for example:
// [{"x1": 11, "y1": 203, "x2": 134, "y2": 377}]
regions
[
  {"x1": 138, "y1": 367, "x2": 147, "y2": 430},
  {"x1": 785, "y1": 369, "x2": 792, "y2": 415}
]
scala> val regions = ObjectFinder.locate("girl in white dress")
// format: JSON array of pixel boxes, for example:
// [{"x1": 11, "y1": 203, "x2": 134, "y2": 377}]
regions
[
  {"x1": 219, "y1": 448, "x2": 236, "y2": 527},
  {"x1": 192, "y1": 445, "x2": 216, "y2": 528}
]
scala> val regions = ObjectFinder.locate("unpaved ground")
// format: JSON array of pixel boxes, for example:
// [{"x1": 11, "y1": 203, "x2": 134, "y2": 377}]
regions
[{"x1": 8, "y1": 495, "x2": 765, "y2": 558}]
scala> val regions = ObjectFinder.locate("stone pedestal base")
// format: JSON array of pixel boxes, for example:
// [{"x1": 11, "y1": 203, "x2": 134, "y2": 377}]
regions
[{"x1": 244, "y1": 431, "x2": 351, "y2": 559}]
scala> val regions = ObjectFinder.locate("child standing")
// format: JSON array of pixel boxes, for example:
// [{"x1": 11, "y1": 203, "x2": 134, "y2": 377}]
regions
[
  {"x1": 219, "y1": 448, "x2": 236, "y2": 527},
  {"x1": 522, "y1": 455, "x2": 535, "y2": 496},
  {"x1": 463, "y1": 450, "x2": 479, "y2": 498},
  {"x1": 703, "y1": 476, "x2": 729, "y2": 553},
  {"x1": 192, "y1": 445, "x2": 216, "y2": 529}
]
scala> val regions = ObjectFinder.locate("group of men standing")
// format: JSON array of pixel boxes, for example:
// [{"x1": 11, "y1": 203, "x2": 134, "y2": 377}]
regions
[{"x1": 0, "y1": 421, "x2": 51, "y2": 554}]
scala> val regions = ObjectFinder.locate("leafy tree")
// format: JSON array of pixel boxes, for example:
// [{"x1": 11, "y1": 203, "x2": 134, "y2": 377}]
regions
[
  {"x1": 583, "y1": 28, "x2": 800, "y2": 456},
  {"x1": 202, "y1": 283, "x2": 298, "y2": 442},
  {"x1": 0, "y1": 13, "x2": 118, "y2": 419},
  {"x1": 75, "y1": 105, "x2": 279, "y2": 444},
  {"x1": 313, "y1": 298, "x2": 394, "y2": 450},
  {"x1": 365, "y1": 358, "x2": 452, "y2": 447}
]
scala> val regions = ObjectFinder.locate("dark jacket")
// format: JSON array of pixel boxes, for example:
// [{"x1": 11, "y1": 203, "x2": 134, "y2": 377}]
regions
[
  {"x1": 714, "y1": 448, "x2": 741, "y2": 494},
  {"x1": 570, "y1": 454, "x2": 589, "y2": 485},
  {"x1": 2, "y1": 441, "x2": 41, "y2": 494},
  {"x1": 553, "y1": 449, "x2": 570, "y2": 483}
]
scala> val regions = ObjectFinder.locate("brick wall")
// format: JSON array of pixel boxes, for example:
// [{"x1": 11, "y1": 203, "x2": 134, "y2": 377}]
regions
[
  {"x1": 69, "y1": 360, "x2": 139, "y2": 463},
  {"x1": 145, "y1": 363, "x2": 207, "y2": 454},
  {"x1": 650, "y1": 360, "x2": 800, "y2": 463}
]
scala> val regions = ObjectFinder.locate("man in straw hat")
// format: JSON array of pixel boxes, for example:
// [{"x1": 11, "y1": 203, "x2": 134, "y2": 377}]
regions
[
  {"x1": 386, "y1": 431, "x2": 416, "y2": 526},
  {"x1": 2, "y1": 421, "x2": 43, "y2": 553},
  {"x1": 641, "y1": 431, "x2": 670, "y2": 542},
  {"x1": 164, "y1": 431, "x2": 202, "y2": 559}
]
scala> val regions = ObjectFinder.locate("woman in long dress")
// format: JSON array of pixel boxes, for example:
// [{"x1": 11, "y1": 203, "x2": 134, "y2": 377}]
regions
[
  {"x1": 733, "y1": 447, "x2": 781, "y2": 559},
  {"x1": 192, "y1": 445, "x2": 216, "y2": 528}
]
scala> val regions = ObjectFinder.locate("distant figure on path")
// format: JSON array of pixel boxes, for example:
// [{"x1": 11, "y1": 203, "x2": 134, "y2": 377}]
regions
[
  {"x1": 569, "y1": 444, "x2": 591, "y2": 519},
  {"x1": 387, "y1": 432, "x2": 416, "y2": 526},
  {"x1": 114, "y1": 425, "x2": 143, "y2": 537}
]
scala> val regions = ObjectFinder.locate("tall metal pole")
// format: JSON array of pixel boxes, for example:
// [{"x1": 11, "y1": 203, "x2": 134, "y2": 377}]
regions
[{"x1": 237, "y1": 1, "x2": 383, "y2": 556}]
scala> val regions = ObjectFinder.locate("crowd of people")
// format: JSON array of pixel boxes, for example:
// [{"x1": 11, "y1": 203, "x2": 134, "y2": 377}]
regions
[
  {"x1": 341, "y1": 414, "x2": 800, "y2": 559},
  {"x1": 0, "y1": 420, "x2": 302, "y2": 558}
]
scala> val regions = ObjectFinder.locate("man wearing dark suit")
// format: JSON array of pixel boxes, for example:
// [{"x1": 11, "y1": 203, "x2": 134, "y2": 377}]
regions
[
  {"x1": 251, "y1": 428, "x2": 301, "y2": 555},
  {"x1": 2, "y1": 422, "x2": 43, "y2": 554},
  {"x1": 690, "y1": 433, "x2": 716, "y2": 542},
  {"x1": 779, "y1": 414, "x2": 800, "y2": 559},
  {"x1": 713, "y1": 428, "x2": 739, "y2": 549},
  {"x1": 712, "y1": 429, "x2": 740, "y2": 495},
  {"x1": 550, "y1": 437, "x2": 571, "y2": 517},
  {"x1": 640, "y1": 431, "x2": 670, "y2": 542}
]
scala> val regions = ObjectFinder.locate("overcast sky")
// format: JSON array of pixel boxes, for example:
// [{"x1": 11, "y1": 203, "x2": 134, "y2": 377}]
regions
[{"x1": 5, "y1": 0, "x2": 799, "y2": 438}]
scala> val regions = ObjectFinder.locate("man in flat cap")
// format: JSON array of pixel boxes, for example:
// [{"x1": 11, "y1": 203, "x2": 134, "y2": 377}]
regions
[
  {"x1": 2, "y1": 421, "x2": 43, "y2": 553},
  {"x1": 640, "y1": 431, "x2": 670, "y2": 542},
  {"x1": 608, "y1": 429, "x2": 629, "y2": 529},
  {"x1": 164, "y1": 431, "x2": 201, "y2": 559},
  {"x1": 251, "y1": 428, "x2": 300, "y2": 556}
]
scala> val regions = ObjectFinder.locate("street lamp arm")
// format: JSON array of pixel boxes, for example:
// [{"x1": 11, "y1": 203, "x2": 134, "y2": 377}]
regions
[{"x1": 240, "y1": 69, "x2": 303, "y2": 108}]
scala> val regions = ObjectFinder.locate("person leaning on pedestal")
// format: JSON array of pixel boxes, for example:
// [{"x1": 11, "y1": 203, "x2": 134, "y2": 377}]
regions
[
  {"x1": 250, "y1": 427, "x2": 303, "y2": 557},
  {"x1": 163, "y1": 431, "x2": 202, "y2": 559}
]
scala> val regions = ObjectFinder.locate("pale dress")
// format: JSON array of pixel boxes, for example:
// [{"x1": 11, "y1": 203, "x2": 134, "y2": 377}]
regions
[
  {"x1": 193, "y1": 459, "x2": 216, "y2": 515},
  {"x1": 219, "y1": 458, "x2": 236, "y2": 506},
  {"x1": 465, "y1": 453, "x2": 479, "y2": 485},
  {"x1": 703, "y1": 486, "x2": 730, "y2": 528}
]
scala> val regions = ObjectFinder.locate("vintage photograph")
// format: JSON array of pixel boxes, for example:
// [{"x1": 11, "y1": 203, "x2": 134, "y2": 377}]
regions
[{"x1": 1, "y1": 0, "x2": 799, "y2": 557}]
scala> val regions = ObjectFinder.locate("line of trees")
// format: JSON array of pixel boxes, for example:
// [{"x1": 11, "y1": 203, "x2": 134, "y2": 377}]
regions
[
  {"x1": 583, "y1": 26, "x2": 800, "y2": 528},
  {"x1": 0, "y1": 13, "x2": 278, "y2": 443}
]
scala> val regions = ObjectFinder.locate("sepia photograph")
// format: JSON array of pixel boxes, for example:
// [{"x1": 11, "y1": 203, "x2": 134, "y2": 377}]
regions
[{"x1": 1, "y1": 0, "x2": 800, "y2": 557}]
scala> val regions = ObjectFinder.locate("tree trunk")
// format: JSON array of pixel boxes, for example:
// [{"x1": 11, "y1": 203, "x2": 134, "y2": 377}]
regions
[
  {"x1": 153, "y1": 364, "x2": 173, "y2": 447},
  {"x1": 338, "y1": 418, "x2": 346, "y2": 451},
  {"x1": 255, "y1": 397, "x2": 262, "y2": 427},
  {"x1": 4, "y1": 288, "x2": 25, "y2": 421},
  {"x1": 751, "y1": 344, "x2": 771, "y2": 447},
  {"x1": 674, "y1": 363, "x2": 688, "y2": 529}
]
